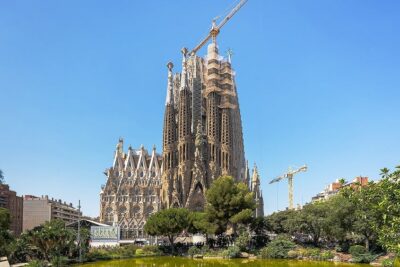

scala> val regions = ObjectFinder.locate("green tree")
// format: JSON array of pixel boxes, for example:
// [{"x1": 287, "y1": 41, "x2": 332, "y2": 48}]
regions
[
  {"x1": 0, "y1": 169, "x2": 4, "y2": 184},
  {"x1": 250, "y1": 217, "x2": 269, "y2": 248},
  {"x1": 346, "y1": 182, "x2": 382, "y2": 251},
  {"x1": 0, "y1": 208, "x2": 13, "y2": 257},
  {"x1": 324, "y1": 194, "x2": 355, "y2": 246},
  {"x1": 375, "y1": 166, "x2": 400, "y2": 255},
  {"x1": 205, "y1": 176, "x2": 255, "y2": 235},
  {"x1": 28, "y1": 219, "x2": 75, "y2": 261},
  {"x1": 187, "y1": 211, "x2": 216, "y2": 237},
  {"x1": 144, "y1": 208, "x2": 189, "y2": 254},
  {"x1": 295, "y1": 201, "x2": 330, "y2": 246},
  {"x1": 265, "y1": 209, "x2": 297, "y2": 235}
]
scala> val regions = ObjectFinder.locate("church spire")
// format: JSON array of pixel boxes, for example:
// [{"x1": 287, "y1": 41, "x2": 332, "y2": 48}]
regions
[
  {"x1": 180, "y1": 48, "x2": 188, "y2": 91},
  {"x1": 165, "y1": 62, "x2": 174, "y2": 105}
]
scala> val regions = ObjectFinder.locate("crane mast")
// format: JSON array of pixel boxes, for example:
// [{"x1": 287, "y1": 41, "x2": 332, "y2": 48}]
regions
[
  {"x1": 269, "y1": 165, "x2": 308, "y2": 210},
  {"x1": 189, "y1": 0, "x2": 248, "y2": 56}
]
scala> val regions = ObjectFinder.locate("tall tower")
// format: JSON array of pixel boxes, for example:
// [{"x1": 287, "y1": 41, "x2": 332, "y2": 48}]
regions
[
  {"x1": 161, "y1": 42, "x2": 246, "y2": 210},
  {"x1": 251, "y1": 164, "x2": 264, "y2": 218},
  {"x1": 161, "y1": 62, "x2": 177, "y2": 208}
]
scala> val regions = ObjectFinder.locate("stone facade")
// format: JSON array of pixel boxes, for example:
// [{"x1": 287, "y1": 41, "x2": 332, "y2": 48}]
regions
[
  {"x1": 0, "y1": 184, "x2": 23, "y2": 236},
  {"x1": 99, "y1": 42, "x2": 265, "y2": 238},
  {"x1": 161, "y1": 43, "x2": 249, "y2": 210},
  {"x1": 99, "y1": 140, "x2": 162, "y2": 240}
]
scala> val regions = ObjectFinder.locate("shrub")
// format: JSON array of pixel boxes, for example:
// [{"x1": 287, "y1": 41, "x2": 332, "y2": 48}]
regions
[
  {"x1": 259, "y1": 236, "x2": 296, "y2": 259},
  {"x1": 382, "y1": 258, "x2": 394, "y2": 267},
  {"x1": 26, "y1": 260, "x2": 47, "y2": 267},
  {"x1": 235, "y1": 232, "x2": 251, "y2": 252},
  {"x1": 141, "y1": 245, "x2": 161, "y2": 255},
  {"x1": 86, "y1": 248, "x2": 112, "y2": 261},
  {"x1": 135, "y1": 248, "x2": 144, "y2": 256},
  {"x1": 349, "y1": 245, "x2": 366, "y2": 256},
  {"x1": 349, "y1": 245, "x2": 377, "y2": 263},
  {"x1": 320, "y1": 251, "x2": 334, "y2": 260},
  {"x1": 201, "y1": 245, "x2": 211, "y2": 254},
  {"x1": 50, "y1": 256, "x2": 68, "y2": 267},
  {"x1": 188, "y1": 246, "x2": 202, "y2": 257},
  {"x1": 222, "y1": 246, "x2": 241, "y2": 258}
]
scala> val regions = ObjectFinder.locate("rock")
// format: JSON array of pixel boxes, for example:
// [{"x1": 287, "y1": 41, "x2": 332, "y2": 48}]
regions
[
  {"x1": 240, "y1": 252, "x2": 250, "y2": 258},
  {"x1": 333, "y1": 256, "x2": 341, "y2": 262}
]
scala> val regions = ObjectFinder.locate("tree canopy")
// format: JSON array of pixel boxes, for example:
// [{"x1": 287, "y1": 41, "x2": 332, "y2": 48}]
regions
[
  {"x1": 205, "y1": 176, "x2": 255, "y2": 235},
  {"x1": 144, "y1": 208, "x2": 189, "y2": 252}
]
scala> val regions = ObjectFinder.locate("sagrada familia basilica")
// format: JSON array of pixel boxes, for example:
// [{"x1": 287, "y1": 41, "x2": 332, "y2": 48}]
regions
[{"x1": 99, "y1": 0, "x2": 263, "y2": 240}]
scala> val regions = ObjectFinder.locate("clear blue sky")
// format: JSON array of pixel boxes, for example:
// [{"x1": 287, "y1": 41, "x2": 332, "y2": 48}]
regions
[{"x1": 1, "y1": 0, "x2": 399, "y2": 217}]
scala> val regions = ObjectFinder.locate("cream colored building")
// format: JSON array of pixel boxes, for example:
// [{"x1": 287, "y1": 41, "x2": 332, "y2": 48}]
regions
[{"x1": 23, "y1": 195, "x2": 81, "y2": 231}]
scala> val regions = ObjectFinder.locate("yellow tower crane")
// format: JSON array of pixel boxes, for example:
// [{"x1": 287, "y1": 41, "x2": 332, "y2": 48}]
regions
[
  {"x1": 189, "y1": 0, "x2": 248, "y2": 56},
  {"x1": 269, "y1": 165, "x2": 308, "y2": 210}
]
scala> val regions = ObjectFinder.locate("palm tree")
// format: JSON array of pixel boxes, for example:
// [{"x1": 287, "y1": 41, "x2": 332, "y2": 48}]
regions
[{"x1": 380, "y1": 168, "x2": 390, "y2": 178}]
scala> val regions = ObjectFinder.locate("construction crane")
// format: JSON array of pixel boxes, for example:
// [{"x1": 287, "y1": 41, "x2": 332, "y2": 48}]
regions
[
  {"x1": 269, "y1": 165, "x2": 308, "y2": 210},
  {"x1": 189, "y1": 0, "x2": 248, "y2": 56}
]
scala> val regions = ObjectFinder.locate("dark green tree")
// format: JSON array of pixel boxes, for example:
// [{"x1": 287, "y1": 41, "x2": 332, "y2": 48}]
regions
[
  {"x1": 375, "y1": 166, "x2": 400, "y2": 255},
  {"x1": 0, "y1": 208, "x2": 13, "y2": 257},
  {"x1": 205, "y1": 176, "x2": 255, "y2": 235},
  {"x1": 27, "y1": 219, "x2": 75, "y2": 261},
  {"x1": 265, "y1": 209, "x2": 297, "y2": 234},
  {"x1": 144, "y1": 208, "x2": 189, "y2": 253},
  {"x1": 0, "y1": 169, "x2": 4, "y2": 184}
]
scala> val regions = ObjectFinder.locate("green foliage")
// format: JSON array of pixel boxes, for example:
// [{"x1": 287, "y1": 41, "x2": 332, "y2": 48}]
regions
[
  {"x1": 349, "y1": 245, "x2": 367, "y2": 256},
  {"x1": 26, "y1": 260, "x2": 47, "y2": 267},
  {"x1": 144, "y1": 208, "x2": 189, "y2": 253},
  {"x1": 135, "y1": 248, "x2": 144, "y2": 256},
  {"x1": 140, "y1": 245, "x2": 161, "y2": 255},
  {"x1": 264, "y1": 164, "x2": 400, "y2": 255},
  {"x1": 0, "y1": 208, "x2": 13, "y2": 257},
  {"x1": 50, "y1": 255, "x2": 68, "y2": 267},
  {"x1": 349, "y1": 245, "x2": 376, "y2": 263},
  {"x1": 187, "y1": 212, "x2": 216, "y2": 235},
  {"x1": 205, "y1": 176, "x2": 255, "y2": 235},
  {"x1": 222, "y1": 246, "x2": 241, "y2": 258},
  {"x1": 382, "y1": 258, "x2": 394, "y2": 267},
  {"x1": 28, "y1": 219, "x2": 75, "y2": 261},
  {"x1": 264, "y1": 209, "x2": 297, "y2": 234},
  {"x1": 235, "y1": 231, "x2": 250, "y2": 252},
  {"x1": 0, "y1": 169, "x2": 4, "y2": 184},
  {"x1": 259, "y1": 236, "x2": 296, "y2": 259},
  {"x1": 187, "y1": 246, "x2": 201, "y2": 256}
]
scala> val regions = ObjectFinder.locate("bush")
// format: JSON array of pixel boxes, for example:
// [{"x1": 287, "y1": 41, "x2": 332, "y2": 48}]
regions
[
  {"x1": 349, "y1": 245, "x2": 367, "y2": 256},
  {"x1": 259, "y1": 236, "x2": 296, "y2": 259},
  {"x1": 188, "y1": 246, "x2": 202, "y2": 257},
  {"x1": 349, "y1": 245, "x2": 376, "y2": 263},
  {"x1": 382, "y1": 258, "x2": 394, "y2": 267},
  {"x1": 320, "y1": 251, "x2": 334, "y2": 260},
  {"x1": 86, "y1": 248, "x2": 112, "y2": 261},
  {"x1": 222, "y1": 246, "x2": 241, "y2": 258},
  {"x1": 235, "y1": 232, "x2": 251, "y2": 252},
  {"x1": 135, "y1": 248, "x2": 144, "y2": 256},
  {"x1": 26, "y1": 260, "x2": 47, "y2": 267},
  {"x1": 141, "y1": 245, "x2": 162, "y2": 255},
  {"x1": 50, "y1": 256, "x2": 68, "y2": 267}
]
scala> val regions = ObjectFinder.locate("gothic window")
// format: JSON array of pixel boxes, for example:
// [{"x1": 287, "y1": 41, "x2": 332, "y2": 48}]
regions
[
  {"x1": 132, "y1": 205, "x2": 140, "y2": 215},
  {"x1": 146, "y1": 205, "x2": 154, "y2": 215}
]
